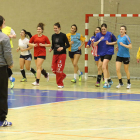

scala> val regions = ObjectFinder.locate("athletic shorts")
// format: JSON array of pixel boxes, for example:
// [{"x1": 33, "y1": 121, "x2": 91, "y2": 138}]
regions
[
  {"x1": 94, "y1": 56, "x2": 100, "y2": 61},
  {"x1": 116, "y1": 56, "x2": 130, "y2": 64},
  {"x1": 69, "y1": 49, "x2": 82, "y2": 58},
  {"x1": 20, "y1": 54, "x2": 32, "y2": 61},
  {"x1": 100, "y1": 55, "x2": 112, "y2": 62},
  {"x1": 34, "y1": 56, "x2": 46, "y2": 60}
]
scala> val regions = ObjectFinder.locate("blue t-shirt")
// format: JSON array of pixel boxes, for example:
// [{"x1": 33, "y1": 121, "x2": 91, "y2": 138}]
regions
[
  {"x1": 117, "y1": 35, "x2": 131, "y2": 58},
  {"x1": 94, "y1": 31, "x2": 117, "y2": 56}
]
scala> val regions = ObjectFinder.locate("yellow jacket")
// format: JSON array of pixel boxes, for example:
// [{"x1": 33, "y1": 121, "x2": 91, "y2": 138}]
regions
[{"x1": 136, "y1": 47, "x2": 140, "y2": 59}]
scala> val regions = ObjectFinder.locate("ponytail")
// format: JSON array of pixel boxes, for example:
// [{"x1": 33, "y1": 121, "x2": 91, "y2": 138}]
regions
[{"x1": 22, "y1": 29, "x2": 32, "y2": 38}]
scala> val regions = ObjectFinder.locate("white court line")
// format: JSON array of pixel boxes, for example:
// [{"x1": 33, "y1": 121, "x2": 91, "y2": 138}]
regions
[
  {"x1": 9, "y1": 98, "x2": 86, "y2": 109},
  {"x1": 1, "y1": 126, "x2": 140, "y2": 133}
]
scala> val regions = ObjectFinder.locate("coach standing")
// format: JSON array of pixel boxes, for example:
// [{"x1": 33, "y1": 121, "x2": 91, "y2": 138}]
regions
[{"x1": 0, "y1": 15, "x2": 13, "y2": 127}]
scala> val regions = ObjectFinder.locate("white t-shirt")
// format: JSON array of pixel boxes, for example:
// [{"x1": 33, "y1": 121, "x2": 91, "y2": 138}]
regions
[
  {"x1": 18, "y1": 38, "x2": 30, "y2": 56},
  {"x1": 11, "y1": 29, "x2": 16, "y2": 35}
]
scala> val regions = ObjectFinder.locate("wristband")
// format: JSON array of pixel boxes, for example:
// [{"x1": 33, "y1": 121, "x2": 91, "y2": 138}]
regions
[{"x1": 98, "y1": 39, "x2": 101, "y2": 42}]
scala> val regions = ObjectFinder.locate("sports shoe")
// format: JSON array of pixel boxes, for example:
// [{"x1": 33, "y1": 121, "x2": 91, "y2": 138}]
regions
[
  {"x1": 46, "y1": 73, "x2": 49, "y2": 82},
  {"x1": 20, "y1": 78, "x2": 27, "y2": 82},
  {"x1": 0, "y1": 120, "x2": 12, "y2": 127},
  {"x1": 10, "y1": 81, "x2": 14, "y2": 89},
  {"x1": 116, "y1": 83, "x2": 123, "y2": 89},
  {"x1": 10, "y1": 77, "x2": 15, "y2": 89},
  {"x1": 32, "y1": 81, "x2": 39, "y2": 86},
  {"x1": 109, "y1": 80, "x2": 113, "y2": 85},
  {"x1": 126, "y1": 84, "x2": 131, "y2": 89},
  {"x1": 103, "y1": 82, "x2": 111, "y2": 88},
  {"x1": 95, "y1": 81, "x2": 100, "y2": 87},
  {"x1": 58, "y1": 86, "x2": 64, "y2": 88},
  {"x1": 102, "y1": 80, "x2": 105, "y2": 85},
  {"x1": 79, "y1": 72, "x2": 83, "y2": 82},
  {"x1": 71, "y1": 78, "x2": 76, "y2": 83}
]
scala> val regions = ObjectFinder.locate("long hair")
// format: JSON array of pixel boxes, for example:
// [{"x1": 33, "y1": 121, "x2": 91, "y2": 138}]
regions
[{"x1": 22, "y1": 29, "x2": 32, "y2": 38}]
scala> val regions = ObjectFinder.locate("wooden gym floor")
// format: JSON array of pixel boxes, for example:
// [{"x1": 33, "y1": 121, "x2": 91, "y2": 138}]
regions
[{"x1": 0, "y1": 75, "x2": 140, "y2": 140}]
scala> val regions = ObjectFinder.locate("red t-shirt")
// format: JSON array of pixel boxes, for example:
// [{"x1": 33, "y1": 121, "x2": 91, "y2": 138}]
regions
[{"x1": 29, "y1": 34, "x2": 50, "y2": 57}]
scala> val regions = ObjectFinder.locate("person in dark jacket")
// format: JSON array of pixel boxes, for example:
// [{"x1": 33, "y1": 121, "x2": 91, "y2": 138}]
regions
[{"x1": 0, "y1": 15, "x2": 13, "y2": 127}]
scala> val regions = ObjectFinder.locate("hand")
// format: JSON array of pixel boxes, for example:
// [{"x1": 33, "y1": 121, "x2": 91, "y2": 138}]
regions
[
  {"x1": 119, "y1": 42, "x2": 124, "y2": 46},
  {"x1": 8, "y1": 35, "x2": 13, "y2": 38},
  {"x1": 106, "y1": 41, "x2": 109, "y2": 45},
  {"x1": 8, "y1": 64, "x2": 13, "y2": 69},
  {"x1": 49, "y1": 48, "x2": 52, "y2": 52},
  {"x1": 78, "y1": 47, "x2": 81, "y2": 50},
  {"x1": 100, "y1": 36, "x2": 104, "y2": 41},
  {"x1": 70, "y1": 41, "x2": 74, "y2": 45},
  {"x1": 137, "y1": 59, "x2": 139, "y2": 63},
  {"x1": 16, "y1": 48, "x2": 20, "y2": 52},
  {"x1": 34, "y1": 43, "x2": 38, "y2": 47},
  {"x1": 57, "y1": 47, "x2": 63, "y2": 51},
  {"x1": 86, "y1": 45, "x2": 90, "y2": 48},
  {"x1": 115, "y1": 47, "x2": 118, "y2": 51},
  {"x1": 39, "y1": 43, "x2": 44, "y2": 47}
]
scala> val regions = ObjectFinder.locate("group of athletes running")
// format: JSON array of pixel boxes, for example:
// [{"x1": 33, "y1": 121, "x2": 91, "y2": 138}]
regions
[
  {"x1": 87, "y1": 23, "x2": 133, "y2": 89},
  {"x1": 2, "y1": 16, "x2": 140, "y2": 89}
]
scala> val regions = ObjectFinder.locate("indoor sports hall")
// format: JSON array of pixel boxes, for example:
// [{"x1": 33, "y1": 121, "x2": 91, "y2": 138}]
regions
[{"x1": 1, "y1": 0, "x2": 140, "y2": 139}]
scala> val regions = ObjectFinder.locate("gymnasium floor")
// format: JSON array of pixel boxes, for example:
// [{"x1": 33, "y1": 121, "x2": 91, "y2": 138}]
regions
[{"x1": 1, "y1": 75, "x2": 140, "y2": 140}]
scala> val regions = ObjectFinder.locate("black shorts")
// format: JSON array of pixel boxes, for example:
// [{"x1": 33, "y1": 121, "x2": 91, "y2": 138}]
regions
[
  {"x1": 20, "y1": 54, "x2": 32, "y2": 61},
  {"x1": 34, "y1": 56, "x2": 46, "y2": 60},
  {"x1": 116, "y1": 56, "x2": 130, "y2": 64},
  {"x1": 100, "y1": 55, "x2": 112, "y2": 62},
  {"x1": 69, "y1": 49, "x2": 82, "y2": 58}
]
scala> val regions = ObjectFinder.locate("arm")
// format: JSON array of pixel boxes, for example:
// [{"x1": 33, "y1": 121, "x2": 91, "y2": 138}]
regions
[
  {"x1": 94, "y1": 36, "x2": 104, "y2": 46},
  {"x1": 39, "y1": 43, "x2": 51, "y2": 47},
  {"x1": 20, "y1": 44, "x2": 34, "y2": 52},
  {"x1": 9, "y1": 29, "x2": 16, "y2": 39},
  {"x1": 78, "y1": 34, "x2": 85, "y2": 50},
  {"x1": 106, "y1": 41, "x2": 117, "y2": 45},
  {"x1": 39, "y1": 36, "x2": 51, "y2": 47},
  {"x1": 115, "y1": 46, "x2": 118, "y2": 51},
  {"x1": 119, "y1": 42, "x2": 132, "y2": 49},
  {"x1": 2, "y1": 37, "x2": 13, "y2": 67},
  {"x1": 86, "y1": 39, "x2": 91, "y2": 48},
  {"x1": 16, "y1": 47, "x2": 20, "y2": 52},
  {"x1": 106, "y1": 33, "x2": 117, "y2": 45},
  {"x1": 50, "y1": 36, "x2": 54, "y2": 52},
  {"x1": 78, "y1": 40, "x2": 85, "y2": 50},
  {"x1": 63, "y1": 34, "x2": 70, "y2": 49},
  {"x1": 57, "y1": 34, "x2": 70, "y2": 52}
]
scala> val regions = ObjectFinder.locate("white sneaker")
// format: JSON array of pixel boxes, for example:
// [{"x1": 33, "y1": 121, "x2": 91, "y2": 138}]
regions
[
  {"x1": 126, "y1": 84, "x2": 131, "y2": 89},
  {"x1": 58, "y1": 86, "x2": 64, "y2": 88},
  {"x1": 116, "y1": 83, "x2": 123, "y2": 89},
  {"x1": 32, "y1": 81, "x2": 39, "y2": 86},
  {"x1": 46, "y1": 73, "x2": 49, "y2": 82}
]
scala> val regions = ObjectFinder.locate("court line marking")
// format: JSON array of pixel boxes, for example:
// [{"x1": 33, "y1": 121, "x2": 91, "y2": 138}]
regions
[{"x1": 9, "y1": 98, "x2": 87, "y2": 109}]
